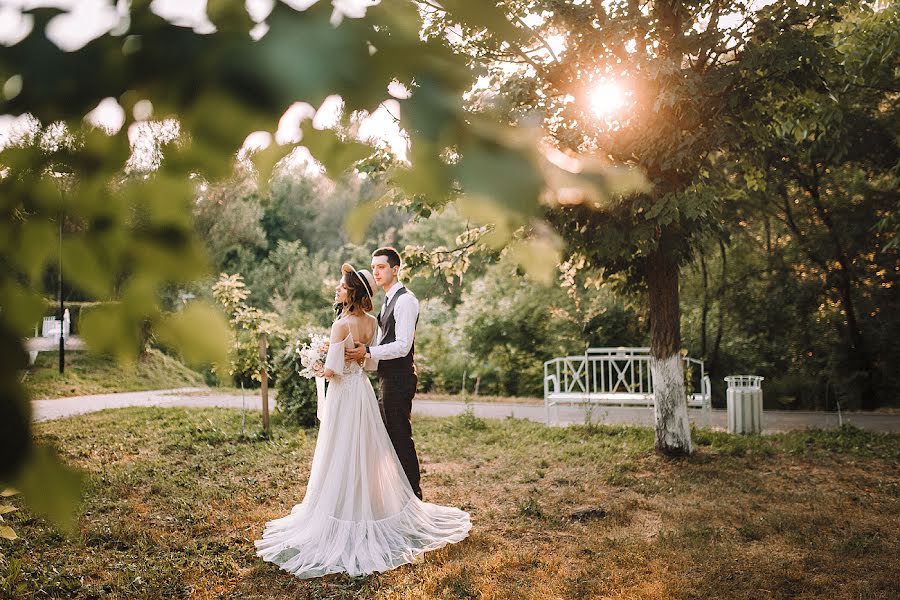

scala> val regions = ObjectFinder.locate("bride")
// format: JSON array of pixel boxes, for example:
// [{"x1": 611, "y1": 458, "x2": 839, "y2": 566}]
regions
[{"x1": 255, "y1": 263, "x2": 471, "y2": 578}]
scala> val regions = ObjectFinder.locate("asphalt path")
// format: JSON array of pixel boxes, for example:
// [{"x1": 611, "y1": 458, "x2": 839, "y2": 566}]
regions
[{"x1": 31, "y1": 388, "x2": 900, "y2": 434}]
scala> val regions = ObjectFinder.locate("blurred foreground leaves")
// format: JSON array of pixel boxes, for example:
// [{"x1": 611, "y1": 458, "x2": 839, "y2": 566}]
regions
[{"x1": 0, "y1": 1, "x2": 644, "y2": 528}]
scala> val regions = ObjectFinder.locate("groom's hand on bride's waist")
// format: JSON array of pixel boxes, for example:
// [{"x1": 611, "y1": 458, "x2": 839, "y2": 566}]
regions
[{"x1": 345, "y1": 342, "x2": 366, "y2": 360}]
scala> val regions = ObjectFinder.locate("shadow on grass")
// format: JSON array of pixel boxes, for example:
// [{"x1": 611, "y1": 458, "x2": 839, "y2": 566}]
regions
[{"x1": 1, "y1": 408, "x2": 895, "y2": 599}]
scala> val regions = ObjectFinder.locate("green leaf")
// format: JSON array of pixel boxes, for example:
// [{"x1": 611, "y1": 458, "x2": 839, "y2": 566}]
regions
[
  {"x1": 0, "y1": 505, "x2": 17, "y2": 515},
  {"x1": 300, "y1": 126, "x2": 373, "y2": 178},
  {"x1": 155, "y1": 302, "x2": 233, "y2": 374},
  {"x1": 455, "y1": 195, "x2": 516, "y2": 247},
  {"x1": 0, "y1": 282, "x2": 46, "y2": 336},
  {"x1": 456, "y1": 143, "x2": 543, "y2": 218},
  {"x1": 174, "y1": 92, "x2": 271, "y2": 180},
  {"x1": 601, "y1": 166, "x2": 653, "y2": 198},
  {"x1": 120, "y1": 177, "x2": 195, "y2": 229},
  {"x1": 80, "y1": 303, "x2": 142, "y2": 363},
  {"x1": 506, "y1": 237, "x2": 561, "y2": 285},
  {"x1": 206, "y1": 0, "x2": 256, "y2": 30},
  {"x1": 0, "y1": 525, "x2": 17, "y2": 541},
  {"x1": 61, "y1": 238, "x2": 112, "y2": 298},
  {"x1": 394, "y1": 145, "x2": 452, "y2": 199},
  {"x1": 252, "y1": 142, "x2": 295, "y2": 194},
  {"x1": 13, "y1": 220, "x2": 57, "y2": 283},
  {"x1": 344, "y1": 199, "x2": 385, "y2": 244},
  {"x1": 438, "y1": 1, "x2": 525, "y2": 43},
  {"x1": 15, "y1": 445, "x2": 83, "y2": 534}
]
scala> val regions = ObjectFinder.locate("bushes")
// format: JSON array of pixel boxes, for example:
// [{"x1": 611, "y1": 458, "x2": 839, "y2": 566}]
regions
[
  {"x1": 273, "y1": 340, "x2": 319, "y2": 427},
  {"x1": 415, "y1": 310, "x2": 470, "y2": 394},
  {"x1": 211, "y1": 273, "x2": 288, "y2": 388}
]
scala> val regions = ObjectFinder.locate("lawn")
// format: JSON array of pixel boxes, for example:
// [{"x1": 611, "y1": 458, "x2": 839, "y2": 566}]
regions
[
  {"x1": 417, "y1": 393, "x2": 544, "y2": 405},
  {"x1": 1, "y1": 409, "x2": 897, "y2": 599},
  {"x1": 22, "y1": 350, "x2": 205, "y2": 400}
]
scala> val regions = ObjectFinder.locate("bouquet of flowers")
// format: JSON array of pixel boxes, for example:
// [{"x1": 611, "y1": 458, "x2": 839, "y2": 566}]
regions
[{"x1": 296, "y1": 332, "x2": 330, "y2": 379}]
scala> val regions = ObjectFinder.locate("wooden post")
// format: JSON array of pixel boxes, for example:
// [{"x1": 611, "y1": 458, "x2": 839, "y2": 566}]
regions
[{"x1": 259, "y1": 332, "x2": 270, "y2": 434}]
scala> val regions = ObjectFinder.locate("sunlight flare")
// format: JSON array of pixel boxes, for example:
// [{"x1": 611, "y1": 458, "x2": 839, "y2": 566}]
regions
[{"x1": 589, "y1": 80, "x2": 628, "y2": 119}]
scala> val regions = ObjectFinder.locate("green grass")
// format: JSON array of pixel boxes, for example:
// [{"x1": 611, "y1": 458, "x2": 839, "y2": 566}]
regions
[
  {"x1": 1, "y1": 410, "x2": 898, "y2": 599},
  {"x1": 418, "y1": 393, "x2": 544, "y2": 405},
  {"x1": 22, "y1": 349, "x2": 205, "y2": 400}
]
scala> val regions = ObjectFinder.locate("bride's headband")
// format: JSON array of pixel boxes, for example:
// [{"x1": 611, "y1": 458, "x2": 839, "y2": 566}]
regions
[{"x1": 341, "y1": 263, "x2": 376, "y2": 300}]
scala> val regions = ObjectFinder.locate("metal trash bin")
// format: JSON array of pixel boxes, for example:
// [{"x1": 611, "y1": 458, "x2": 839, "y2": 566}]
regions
[{"x1": 725, "y1": 375, "x2": 764, "y2": 434}]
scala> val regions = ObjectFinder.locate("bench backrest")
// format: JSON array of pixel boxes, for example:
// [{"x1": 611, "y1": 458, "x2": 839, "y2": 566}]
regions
[{"x1": 544, "y1": 347, "x2": 706, "y2": 398}]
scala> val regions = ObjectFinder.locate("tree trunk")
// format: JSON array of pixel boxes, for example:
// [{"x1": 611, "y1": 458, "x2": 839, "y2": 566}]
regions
[
  {"x1": 804, "y1": 167, "x2": 879, "y2": 409},
  {"x1": 699, "y1": 246, "x2": 709, "y2": 358},
  {"x1": 834, "y1": 273, "x2": 878, "y2": 409},
  {"x1": 710, "y1": 238, "x2": 727, "y2": 376},
  {"x1": 647, "y1": 247, "x2": 693, "y2": 455}
]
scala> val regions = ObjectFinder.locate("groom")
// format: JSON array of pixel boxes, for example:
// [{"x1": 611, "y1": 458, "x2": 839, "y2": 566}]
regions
[{"x1": 345, "y1": 247, "x2": 423, "y2": 500}]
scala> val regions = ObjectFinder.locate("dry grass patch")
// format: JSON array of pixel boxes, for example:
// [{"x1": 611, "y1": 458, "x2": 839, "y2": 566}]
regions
[{"x1": 0, "y1": 409, "x2": 897, "y2": 599}]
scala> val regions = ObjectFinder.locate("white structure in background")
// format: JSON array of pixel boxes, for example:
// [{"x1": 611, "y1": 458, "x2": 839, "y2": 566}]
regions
[
  {"x1": 725, "y1": 375, "x2": 764, "y2": 434},
  {"x1": 29, "y1": 309, "x2": 83, "y2": 365},
  {"x1": 41, "y1": 309, "x2": 70, "y2": 339},
  {"x1": 544, "y1": 347, "x2": 712, "y2": 427}
]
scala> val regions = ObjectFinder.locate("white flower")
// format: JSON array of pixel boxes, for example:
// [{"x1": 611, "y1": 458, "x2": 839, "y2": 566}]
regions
[{"x1": 296, "y1": 332, "x2": 330, "y2": 378}]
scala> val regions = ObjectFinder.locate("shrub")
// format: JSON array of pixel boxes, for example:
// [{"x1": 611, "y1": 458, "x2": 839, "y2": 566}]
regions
[
  {"x1": 212, "y1": 273, "x2": 288, "y2": 388},
  {"x1": 765, "y1": 373, "x2": 823, "y2": 410},
  {"x1": 273, "y1": 340, "x2": 319, "y2": 427}
]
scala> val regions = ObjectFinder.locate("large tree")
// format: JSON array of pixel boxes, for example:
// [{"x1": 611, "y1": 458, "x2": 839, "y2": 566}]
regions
[{"x1": 421, "y1": 0, "x2": 892, "y2": 453}]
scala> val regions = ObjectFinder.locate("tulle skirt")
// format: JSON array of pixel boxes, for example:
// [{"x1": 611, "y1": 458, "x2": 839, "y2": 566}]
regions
[{"x1": 254, "y1": 370, "x2": 471, "y2": 578}]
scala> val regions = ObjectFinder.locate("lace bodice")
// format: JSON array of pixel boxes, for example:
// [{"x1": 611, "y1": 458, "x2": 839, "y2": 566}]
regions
[{"x1": 343, "y1": 360, "x2": 365, "y2": 376}]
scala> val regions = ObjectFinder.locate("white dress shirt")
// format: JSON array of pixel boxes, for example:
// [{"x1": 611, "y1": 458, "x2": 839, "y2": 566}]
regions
[{"x1": 369, "y1": 282, "x2": 419, "y2": 362}]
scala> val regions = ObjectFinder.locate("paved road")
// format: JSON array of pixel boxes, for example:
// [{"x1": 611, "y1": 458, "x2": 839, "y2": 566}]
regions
[
  {"x1": 31, "y1": 388, "x2": 271, "y2": 422},
  {"x1": 418, "y1": 400, "x2": 900, "y2": 434},
  {"x1": 31, "y1": 388, "x2": 900, "y2": 434}
]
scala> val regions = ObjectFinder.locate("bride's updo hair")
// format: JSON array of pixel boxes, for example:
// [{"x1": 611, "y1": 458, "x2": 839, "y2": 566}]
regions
[{"x1": 339, "y1": 264, "x2": 374, "y2": 315}]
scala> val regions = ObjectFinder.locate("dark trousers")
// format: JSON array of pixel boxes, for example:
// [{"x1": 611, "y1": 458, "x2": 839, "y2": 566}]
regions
[{"x1": 377, "y1": 371, "x2": 422, "y2": 500}]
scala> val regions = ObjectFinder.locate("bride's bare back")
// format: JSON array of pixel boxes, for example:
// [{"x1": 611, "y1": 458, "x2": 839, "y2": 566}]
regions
[{"x1": 335, "y1": 313, "x2": 377, "y2": 346}]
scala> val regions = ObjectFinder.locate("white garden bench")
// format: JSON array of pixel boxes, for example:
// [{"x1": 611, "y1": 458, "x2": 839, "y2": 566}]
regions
[
  {"x1": 27, "y1": 311, "x2": 80, "y2": 365},
  {"x1": 41, "y1": 314, "x2": 70, "y2": 339},
  {"x1": 544, "y1": 347, "x2": 712, "y2": 427}
]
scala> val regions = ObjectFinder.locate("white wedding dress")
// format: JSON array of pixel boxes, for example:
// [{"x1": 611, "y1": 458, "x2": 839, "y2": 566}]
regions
[{"x1": 254, "y1": 330, "x2": 471, "y2": 578}]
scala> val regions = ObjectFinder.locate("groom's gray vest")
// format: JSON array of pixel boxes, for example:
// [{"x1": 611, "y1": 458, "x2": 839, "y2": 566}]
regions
[{"x1": 377, "y1": 287, "x2": 417, "y2": 377}]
